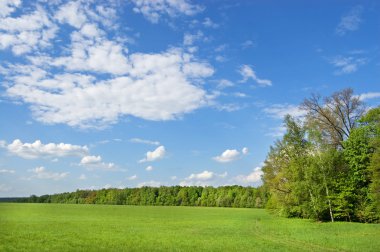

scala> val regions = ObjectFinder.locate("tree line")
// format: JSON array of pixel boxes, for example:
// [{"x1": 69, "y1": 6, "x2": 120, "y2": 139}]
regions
[
  {"x1": 262, "y1": 88, "x2": 380, "y2": 223},
  {"x1": 20, "y1": 185, "x2": 267, "y2": 208}
]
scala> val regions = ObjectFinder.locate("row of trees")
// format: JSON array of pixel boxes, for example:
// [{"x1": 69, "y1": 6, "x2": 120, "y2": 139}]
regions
[
  {"x1": 262, "y1": 88, "x2": 380, "y2": 223},
  {"x1": 22, "y1": 185, "x2": 267, "y2": 208}
]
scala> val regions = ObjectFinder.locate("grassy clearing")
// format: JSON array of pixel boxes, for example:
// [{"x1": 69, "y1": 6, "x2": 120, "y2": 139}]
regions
[{"x1": 0, "y1": 203, "x2": 379, "y2": 251}]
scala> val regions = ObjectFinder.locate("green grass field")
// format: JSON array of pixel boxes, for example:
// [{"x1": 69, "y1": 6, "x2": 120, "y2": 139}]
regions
[{"x1": 0, "y1": 203, "x2": 379, "y2": 251}]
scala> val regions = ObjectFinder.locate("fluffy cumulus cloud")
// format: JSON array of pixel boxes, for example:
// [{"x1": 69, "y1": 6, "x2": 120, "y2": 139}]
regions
[
  {"x1": 139, "y1": 145, "x2": 166, "y2": 163},
  {"x1": 55, "y1": 1, "x2": 87, "y2": 29},
  {"x1": 29, "y1": 166, "x2": 69, "y2": 181},
  {"x1": 80, "y1": 155, "x2": 101, "y2": 164},
  {"x1": 336, "y1": 6, "x2": 363, "y2": 36},
  {"x1": 0, "y1": 2, "x2": 57, "y2": 55},
  {"x1": 2, "y1": 139, "x2": 88, "y2": 159},
  {"x1": 235, "y1": 166, "x2": 263, "y2": 185},
  {"x1": 131, "y1": 0, "x2": 203, "y2": 23},
  {"x1": 80, "y1": 155, "x2": 115, "y2": 170},
  {"x1": 188, "y1": 170, "x2": 214, "y2": 180},
  {"x1": 1, "y1": 1, "x2": 215, "y2": 129},
  {"x1": 0, "y1": 0, "x2": 21, "y2": 18},
  {"x1": 213, "y1": 147, "x2": 248, "y2": 163},
  {"x1": 179, "y1": 170, "x2": 227, "y2": 186},
  {"x1": 6, "y1": 49, "x2": 214, "y2": 128},
  {"x1": 238, "y1": 65, "x2": 272, "y2": 86}
]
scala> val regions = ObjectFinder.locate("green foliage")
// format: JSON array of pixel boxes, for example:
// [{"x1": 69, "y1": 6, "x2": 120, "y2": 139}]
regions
[
  {"x1": 1, "y1": 203, "x2": 379, "y2": 251},
  {"x1": 21, "y1": 185, "x2": 266, "y2": 209},
  {"x1": 263, "y1": 88, "x2": 380, "y2": 223}
]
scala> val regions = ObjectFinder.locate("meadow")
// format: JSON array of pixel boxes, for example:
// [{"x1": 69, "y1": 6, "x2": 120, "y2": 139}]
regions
[{"x1": 0, "y1": 203, "x2": 379, "y2": 251}]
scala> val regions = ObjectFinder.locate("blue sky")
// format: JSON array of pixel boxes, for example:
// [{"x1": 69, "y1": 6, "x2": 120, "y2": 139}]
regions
[{"x1": 0, "y1": 0, "x2": 379, "y2": 197}]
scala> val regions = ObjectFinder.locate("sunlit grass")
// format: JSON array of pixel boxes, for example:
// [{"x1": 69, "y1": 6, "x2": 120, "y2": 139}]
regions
[{"x1": 0, "y1": 203, "x2": 379, "y2": 251}]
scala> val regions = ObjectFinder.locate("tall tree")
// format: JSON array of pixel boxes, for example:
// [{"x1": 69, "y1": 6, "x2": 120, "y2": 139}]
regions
[
  {"x1": 301, "y1": 88, "x2": 365, "y2": 148},
  {"x1": 262, "y1": 115, "x2": 312, "y2": 218}
]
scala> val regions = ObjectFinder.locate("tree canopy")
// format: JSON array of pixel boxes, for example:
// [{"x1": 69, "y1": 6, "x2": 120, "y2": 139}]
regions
[{"x1": 263, "y1": 89, "x2": 379, "y2": 223}]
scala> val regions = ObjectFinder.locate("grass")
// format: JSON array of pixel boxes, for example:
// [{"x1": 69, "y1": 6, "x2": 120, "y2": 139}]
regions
[{"x1": 0, "y1": 203, "x2": 379, "y2": 251}]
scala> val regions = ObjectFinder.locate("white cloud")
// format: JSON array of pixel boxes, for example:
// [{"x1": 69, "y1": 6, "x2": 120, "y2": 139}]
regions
[
  {"x1": 55, "y1": 1, "x2": 87, "y2": 29},
  {"x1": 131, "y1": 0, "x2": 203, "y2": 23},
  {"x1": 330, "y1": 55, "x2": 367, "y2": 75},
  {"x1": 336, "y1": 6, "x2": 363, "y2": 36},
  {"x1": 242, "y1": 147, "x2": 249, "y2": 155},
  {"x1": 0, "y1": 4, "x2": 58, "y2": 55},
  {"x1": 203, "y1": 17, "x2": 218, "y2": 28},
  {"x1": 30, "y1": 166, "x2": 69, "y2": 181},
  {"x1": 80, "y1": 155, "x2": 115, "y2": 170},
  {"x1": 188, "y1": 170, "x2": 214, "y2": 180},
  {"x1": 0, "y1": 169, "x2": 15, "y2": 174},
  {"x1": 51, "y1": 33, "x2": 130, "y2": 75},
  {"x1": 2, "y1": 3, "x2": 215, "y2": 129},
  {"x1": 179, "y1": 170, "x2": 227, "y2": 186},
  {"x1": 145, "y1": 165, "x2": 153, "y2": 171},
  {"x1": 235, "y1": 166, "x2": 263, "y2": 185},
  {"x1": 80, "y1": 155, "x2": 102, "y2": 165},
  {"x1": 170, "y1": 176, "x2": 177, "y2": 180},
  {"x1": 358, "y1": 92, "x2": 380, "y2": 101},
  {"x1": 139, "y1": 145, "x2": 166, "y2": 163},
  {"x1": 127, "y1": 175, "x2": 137, "y2": 180},
  {"x1": 2, "y1": 139, "x2": 88, "y2": 159},
  {"x1": 137, "y1": 180, "x2": 161, "y2": 187},
  {"x1": 238, "y1": 65, "x2": 272, "y2": 86},
  {"x1": 183, "y1": 30, "x2": 203, "y2": 46},
  {"x1": 5, "y1": 49, "x2": 214, "y2": 128},
  {"x1": 130, "y1": 138, "x2": 160, "y2": 146},
  {"x1": 213, "y1": 149, "x2": 242, "y2": 163},
  {"x1": 0, "y1": 0, "x2": 21, "y2": 18},
  {"x1": 263, "y1": 104, "x2": 306, "y2": 120}
]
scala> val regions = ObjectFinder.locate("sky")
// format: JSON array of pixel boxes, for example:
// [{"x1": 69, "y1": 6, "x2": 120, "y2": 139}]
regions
[{"x1": 0, "y1": 0, "x2": 379, "y2": 197}]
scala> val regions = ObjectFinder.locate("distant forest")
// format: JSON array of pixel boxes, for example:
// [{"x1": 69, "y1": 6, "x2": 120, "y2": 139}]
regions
[{"x1": 19, "y1": 186, "x2": 267, "y2": 208}]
